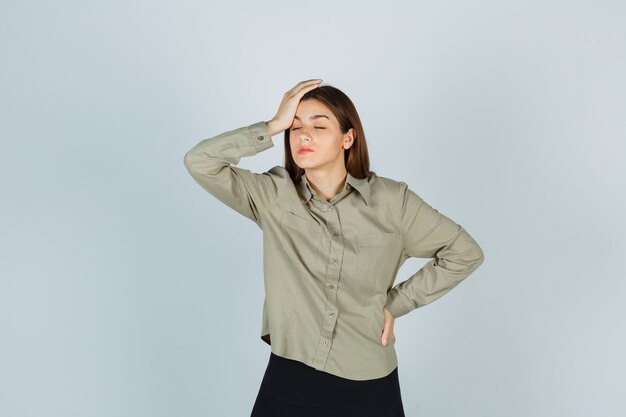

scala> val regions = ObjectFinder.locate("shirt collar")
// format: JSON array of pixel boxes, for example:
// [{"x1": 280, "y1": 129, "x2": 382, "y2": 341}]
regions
[{"x1": 297, "y1": 171, "x2": 371, "y2": 206}]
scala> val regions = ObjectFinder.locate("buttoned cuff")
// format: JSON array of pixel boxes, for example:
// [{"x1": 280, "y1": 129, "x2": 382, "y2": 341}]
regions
[
  {"x1": 384, "y1": 289, "x2": 414, "y2": 319},
  {"x1": 248, "y1": 120, "x2": 274, "y2": 152}
]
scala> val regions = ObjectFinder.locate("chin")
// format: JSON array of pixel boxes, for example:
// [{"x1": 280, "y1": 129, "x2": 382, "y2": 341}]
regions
[
  {"x1": 295, "y1": 159, "x2": 315, "y2": 169},
  {"x1": 300, "y1": 161, "x2": 326, "y2": 170}
]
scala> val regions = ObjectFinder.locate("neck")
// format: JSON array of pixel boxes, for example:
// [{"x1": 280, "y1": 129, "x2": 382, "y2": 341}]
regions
[{"x1": 304, "y1": 167, "x2": 348, "y2": 202}]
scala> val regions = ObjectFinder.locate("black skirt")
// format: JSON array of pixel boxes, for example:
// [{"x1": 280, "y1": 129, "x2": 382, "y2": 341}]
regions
[{"x1": 251, "y1": 352, "x2": 406, "y2": 417}]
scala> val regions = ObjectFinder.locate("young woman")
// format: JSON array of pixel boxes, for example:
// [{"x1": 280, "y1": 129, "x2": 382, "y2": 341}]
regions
[{"x1": 183, "y1": 79, "x2": 485, "y2": 417}]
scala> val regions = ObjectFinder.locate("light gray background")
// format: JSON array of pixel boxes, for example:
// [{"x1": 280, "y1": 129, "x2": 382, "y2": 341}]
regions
[{"x1": 1, "y1": 1, "x2": 624, "y2": 416}]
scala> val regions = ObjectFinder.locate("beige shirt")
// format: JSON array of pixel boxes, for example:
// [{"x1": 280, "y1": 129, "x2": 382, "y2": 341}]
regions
[{"x1": 183, "y1": 120, "x2": 485, "y2": 380}]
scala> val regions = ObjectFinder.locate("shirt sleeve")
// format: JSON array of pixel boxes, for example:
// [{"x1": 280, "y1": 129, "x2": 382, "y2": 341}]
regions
[
  {"x1": 383, "y1": 182, "x2": 485, "y2": 319},
  {"x1": 183, "y1": 120, "x2": 277, "y2": 228}
]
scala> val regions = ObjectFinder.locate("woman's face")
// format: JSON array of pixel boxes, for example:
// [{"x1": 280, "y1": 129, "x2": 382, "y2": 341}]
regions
[{"x1": 289, "y1": 99, "x2": 354, "y2": 172}]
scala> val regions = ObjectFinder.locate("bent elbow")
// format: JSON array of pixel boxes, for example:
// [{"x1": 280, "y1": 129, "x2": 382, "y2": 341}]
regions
[
  {"x1": 472, "y1": 242, "x2": 485, "y2": 270},
  {"x1": 445, "y1": 228, "x2": 485, "y2": 273},
  {"x1": 183, "y1": 150, "x2": 211, "y2": 178},
  {"x1": 183, "y1": 150, "x2": 195, "y2": 172}
]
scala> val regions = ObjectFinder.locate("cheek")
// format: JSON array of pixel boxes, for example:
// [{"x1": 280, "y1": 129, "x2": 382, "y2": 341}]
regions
[
  {"x1": 318, "y1": 140, "x2": 343, "y2": 156},
  {"x1": 317, "y1": 149, "x2": 343, "y2": 163}
]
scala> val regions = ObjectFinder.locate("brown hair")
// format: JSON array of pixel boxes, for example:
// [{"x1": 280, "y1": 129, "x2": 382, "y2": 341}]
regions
[{"x1": 283, "y1": 84, "x2": 375, "y2": 185}]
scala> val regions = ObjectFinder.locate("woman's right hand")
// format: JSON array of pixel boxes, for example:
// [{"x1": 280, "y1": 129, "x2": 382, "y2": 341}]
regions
[{"x1": 265, "y1": 79, "x2": 323, "y2": 136}]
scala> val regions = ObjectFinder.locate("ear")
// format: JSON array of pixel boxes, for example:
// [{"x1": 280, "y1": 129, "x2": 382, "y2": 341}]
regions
[{"x1": 343, "y1": 128, "x2": 356, "y2": 149}]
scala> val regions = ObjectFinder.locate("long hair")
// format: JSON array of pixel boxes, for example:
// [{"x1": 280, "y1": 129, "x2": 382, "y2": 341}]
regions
[{"x1": 283, "y1": 84, "x2": 375, "y2": 185}]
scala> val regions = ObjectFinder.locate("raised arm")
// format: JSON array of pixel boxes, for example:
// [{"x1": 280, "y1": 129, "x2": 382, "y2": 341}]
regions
[
  {"x1": 183, "y1": 121, "x2": 278, "y2": 228},
  {"x1": 383, "y1": 182, "x2": 485, "y2": 319},
  {"x1": 183, "y1": 79, "x2": 323, "y2": 227}
]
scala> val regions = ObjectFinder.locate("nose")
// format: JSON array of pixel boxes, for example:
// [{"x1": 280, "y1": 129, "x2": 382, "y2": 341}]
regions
[{"x1": 299, "y1": 130, "x2": 312, "y2": 142}]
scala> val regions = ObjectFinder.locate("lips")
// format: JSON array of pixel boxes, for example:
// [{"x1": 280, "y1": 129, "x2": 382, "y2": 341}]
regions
[{"x1": 298, "y1": 147, "x2": 314, "y2": 154}]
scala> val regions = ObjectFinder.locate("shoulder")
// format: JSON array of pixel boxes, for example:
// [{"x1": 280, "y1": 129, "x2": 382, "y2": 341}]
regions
[
  {"x1": 369, "y1": 173, "x2": 426, "y2": 216},
  {"x1": 256, "y1": 165, "x2": 293, "y2": 193},
  {"x1": 265, "y1": 166, "x2": 293, "y2": 189},
  {"x1": 266, "y1": 165, "x2": 290, "y2": 179},
  {"x1": 369, "y1": 172, "x2": 412, "y2": 197},
  {"x1": 264, "y1": 165, "x2": 301, "y2": 207}
]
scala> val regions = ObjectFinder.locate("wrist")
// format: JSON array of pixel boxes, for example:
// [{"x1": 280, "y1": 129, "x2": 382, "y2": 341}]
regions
[{"x1": 265, "y1": 119, "x2": 281, "y2": 137}]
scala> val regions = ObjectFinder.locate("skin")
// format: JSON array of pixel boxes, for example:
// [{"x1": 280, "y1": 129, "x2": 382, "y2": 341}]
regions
[{"x1": 266, "y1": 79, "x2": 397, "y2": 347}]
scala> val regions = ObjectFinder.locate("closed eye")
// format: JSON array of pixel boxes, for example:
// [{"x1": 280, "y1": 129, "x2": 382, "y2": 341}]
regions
[{"x1": 291, "y1": 127, "x2": 326, "y2": 130}]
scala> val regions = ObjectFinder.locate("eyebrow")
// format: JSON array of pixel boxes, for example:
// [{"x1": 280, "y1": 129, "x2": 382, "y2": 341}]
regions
[{"x1": 294, "y1": 114, "x2": 330, "y2": 121}]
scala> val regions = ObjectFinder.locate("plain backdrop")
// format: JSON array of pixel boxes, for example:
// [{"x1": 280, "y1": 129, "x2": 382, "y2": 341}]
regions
[{"x1": 1, "y1": 1, "x2": 625, "y2": 416}]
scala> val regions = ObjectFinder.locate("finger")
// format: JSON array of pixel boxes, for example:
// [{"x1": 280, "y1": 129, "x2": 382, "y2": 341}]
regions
[
  {"x1": 381, "y1": 326, "x2": 389, "y2": 346},
  {"x1": 295, "y1": 79, "x2": 322, "y2": 97},
  {"x1": 286, "y1": 79, "x2": 322, "y2": 96},
  {"x1": 301, "y1": 78, "x2": 322, "y2": 85}
]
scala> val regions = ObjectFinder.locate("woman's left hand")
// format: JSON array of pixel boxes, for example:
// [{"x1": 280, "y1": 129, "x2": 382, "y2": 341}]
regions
[{"x1": 381, "y1": 307, "x2": 396, "y2": 346}]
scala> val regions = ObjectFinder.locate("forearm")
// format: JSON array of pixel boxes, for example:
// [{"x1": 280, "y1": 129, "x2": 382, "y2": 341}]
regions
[
  {"x1": 183, "y1": 120, "x2": 276, "y2": 226},
  {"x1": 184, "y1": 121, "x2": 273, "y2": 173},
  {"x1": 384, "y1": 226, "x2": 485, "y2": 318},
  {"x1": 265, "y1": 119, "x2": 283, "y2": 137}
]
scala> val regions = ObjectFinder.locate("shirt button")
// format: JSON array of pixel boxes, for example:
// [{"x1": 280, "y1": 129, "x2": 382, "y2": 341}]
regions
[
  {"x1": 332, "y1": 232, "x2": 339, "y2": 237},
  {"x1": 331, "y1": 258, "x2": 337, "y2": 263},
  {"x1": 328, "y1": 284, "x2": 335, "y2": 289},
  {"x1": 329, "y1": 312, "x2": 335, "y2": 318},
  {"x1": 328, "y1": 205, "x2": 333, "y2": 210},
  {"x1": 323, "y1": 340, "x2": 329, "y2": 346},
  {"x1": 257, "y1": 135, "x2": 264, "y2": 141}
]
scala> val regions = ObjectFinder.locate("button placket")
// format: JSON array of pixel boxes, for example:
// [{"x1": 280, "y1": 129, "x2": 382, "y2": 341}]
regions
[{"x1": 312, "y1": 203, "x2": 343, "y2": 370}]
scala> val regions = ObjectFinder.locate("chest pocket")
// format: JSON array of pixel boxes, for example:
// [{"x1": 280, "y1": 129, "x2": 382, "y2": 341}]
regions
[
  {"x1": 355, "y1": 231, "x2": 399, "y2": 294},
  {"x1": 280, "y1": 210, "x2": 324, "y2": 266}
]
